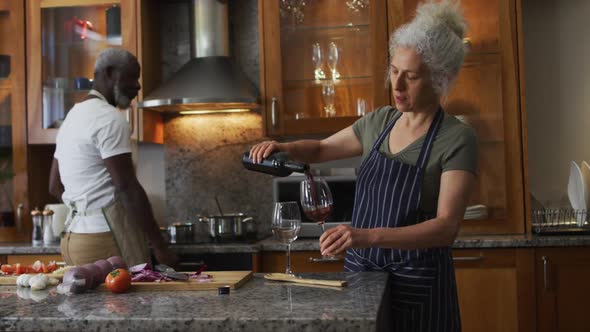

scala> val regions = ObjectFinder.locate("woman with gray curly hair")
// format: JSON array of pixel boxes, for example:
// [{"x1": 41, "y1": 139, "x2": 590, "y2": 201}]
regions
[{"x1": 249, "y1": 1, "x2": 475, "y2": 330}]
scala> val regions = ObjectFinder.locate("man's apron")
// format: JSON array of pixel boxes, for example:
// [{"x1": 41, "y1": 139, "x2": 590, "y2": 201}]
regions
[{"x1": 344, "y1": 107, "x2": 461, "y2": 331}]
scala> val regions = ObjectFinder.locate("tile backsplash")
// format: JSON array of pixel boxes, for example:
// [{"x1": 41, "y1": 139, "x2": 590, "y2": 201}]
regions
[{"x1": 164, "y1": 113, "x2": 273, "y2": 238}]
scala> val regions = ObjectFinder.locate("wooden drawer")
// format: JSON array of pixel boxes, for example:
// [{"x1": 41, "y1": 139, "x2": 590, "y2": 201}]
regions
[{"x1": 262, "y1": 251, "x2": 344, "y2": 273}]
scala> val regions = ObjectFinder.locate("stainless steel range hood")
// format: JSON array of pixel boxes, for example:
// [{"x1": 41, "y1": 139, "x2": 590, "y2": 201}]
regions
[{"x1": 138, "y1": 0, "x2": 259, "y2": 113}]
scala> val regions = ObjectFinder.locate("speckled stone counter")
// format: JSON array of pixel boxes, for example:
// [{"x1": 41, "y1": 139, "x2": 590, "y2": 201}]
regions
[
  {"x1": 259, "y1": 235, "x2": 590, "y2": 251},
  {"x1": 0, "y1": 272, "x2": 390, "y2": 332},
  {"x1": 0, "y1": 243, "x2": 61, "y2": 255},
  {"x1": 3, "y1": 234, "x2": 590, "y2": 256},
  {"x1": 169, "y1": 242, "x2": 260, "y2": 254}
]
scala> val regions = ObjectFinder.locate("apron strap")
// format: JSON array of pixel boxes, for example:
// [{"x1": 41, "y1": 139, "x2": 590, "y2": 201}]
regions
[
  {"x1": 415, "y1": 107, "x2": 444, "y2": 170},
  {"x1": 371, "y1": 106, "x2": 400, "y2": 152}
]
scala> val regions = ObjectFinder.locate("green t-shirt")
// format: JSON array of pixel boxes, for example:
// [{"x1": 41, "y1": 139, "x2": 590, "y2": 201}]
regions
[{"x1": 352, "y1": 106, "x2": 478, "y2": 215}]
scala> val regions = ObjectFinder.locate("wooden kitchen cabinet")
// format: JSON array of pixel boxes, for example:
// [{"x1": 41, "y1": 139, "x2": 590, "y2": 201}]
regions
[
  {"x1": 453, "y1": 248, "x2": 536, "y2": 332},
  {"x1": 388, "y1": 0, "x2": 526, "y2": 235},
  {"x1": 0, "y1": 0, "x2": 30, "y2": 243},
  {"x1": 261, "y1": 250, "x2": 344, "y2": 273},
  {"x1": 259, "y1": 0, "x2": 390, "y2": 137},
  {"x1": 26, "y1": 0, "x2": 163, "y2": 144},
  {"x1": 535, "y1": 247, "x2": 590, "y2": 332}
]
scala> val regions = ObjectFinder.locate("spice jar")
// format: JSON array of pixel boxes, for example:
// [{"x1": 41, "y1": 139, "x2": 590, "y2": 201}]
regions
[
  {"x1": 31, "y1": 208, "x2": 43, "y2": 246},
  {"x1": 42, "y1": 208, "x2": 56, "y2": 245}
]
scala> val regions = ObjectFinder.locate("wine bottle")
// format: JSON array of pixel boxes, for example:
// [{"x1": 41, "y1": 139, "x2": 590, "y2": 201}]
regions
[{"x1": 241, "y1": 151, "x2": 309, "y2": 177}]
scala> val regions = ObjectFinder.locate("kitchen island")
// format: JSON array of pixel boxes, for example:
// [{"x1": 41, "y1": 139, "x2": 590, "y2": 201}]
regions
[{"x1": 0, "y1": 272, "x2": 391, "y2": 332}]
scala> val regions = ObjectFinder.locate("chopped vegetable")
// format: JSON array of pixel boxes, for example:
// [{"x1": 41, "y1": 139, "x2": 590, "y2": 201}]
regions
[
  {"x1": 107, "y1": 256, "x2": 128, "y2": 270},
  {"x1": 94, "y1": 260, "x2": 113, "y2": 280},
  {"x1": 14, "y1": 264, "x2": 27, "y2": 275},
  {"x1": 52, "y1": 265, "x2": 75, "y2": 275},
  {"x1": 1, "y1": 264, "x2": 15, "y2": 274},
  {"x1": 62, "y1": 267, "x2": 90, "y2": 294},
  {"x1": 29, "y1": 274, "x2": 49, "y2": 290}
]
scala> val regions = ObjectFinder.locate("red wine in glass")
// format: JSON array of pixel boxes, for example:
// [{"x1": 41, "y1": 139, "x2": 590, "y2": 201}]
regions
[{"x1": 300, "y1": 172, "x2": 333, "y2": 232}]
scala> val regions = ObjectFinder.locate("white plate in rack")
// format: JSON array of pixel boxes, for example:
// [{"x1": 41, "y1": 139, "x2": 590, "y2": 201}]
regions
[
  {"x1": 567, "y1": 161, "x2": 586, "y2": 226},
  {"x1": 581, "y1": 161, "x2": 590, "y2": 210}
]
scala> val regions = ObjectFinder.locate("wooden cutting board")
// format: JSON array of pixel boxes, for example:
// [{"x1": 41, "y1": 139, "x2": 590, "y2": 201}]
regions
[
  {"x1": 1, "y1": 271, "x2": 253, "y2": 291},
  {"x1": 97, "y1": 270, "x2": 253, "y2": 292}
]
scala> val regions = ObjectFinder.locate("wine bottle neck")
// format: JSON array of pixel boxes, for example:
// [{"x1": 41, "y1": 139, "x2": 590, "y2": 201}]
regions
[{"x1": 284, "y1": 161, "x2": 309, "y2": 174}]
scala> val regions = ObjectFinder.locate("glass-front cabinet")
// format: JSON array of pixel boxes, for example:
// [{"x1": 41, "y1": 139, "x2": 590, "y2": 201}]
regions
[
  {"x1": 27, "y1": 0, "x2": 137, "y2": 144},
  {"x1": 0, "y1": 0, "x2": 28, "y2": 242},
  {"x1": 260, "y1": 0, "x2": 390, "y2": 136},
  {"x1": 389, "y1": 0, "x2": 525, "y2": 235}
]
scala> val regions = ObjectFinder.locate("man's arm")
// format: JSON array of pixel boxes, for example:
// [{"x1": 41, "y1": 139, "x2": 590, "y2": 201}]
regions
[
  {"x1": 49, "y1": 158, "x2": 64, "y2": 201},
  {"x1": 103, "y1": 153, "x2": 178, "y2": 267}
]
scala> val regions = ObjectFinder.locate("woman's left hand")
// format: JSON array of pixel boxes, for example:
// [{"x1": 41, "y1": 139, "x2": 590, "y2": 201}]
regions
[{"x1": 319, "y1": 224, "x2": 370, "y2": 256}]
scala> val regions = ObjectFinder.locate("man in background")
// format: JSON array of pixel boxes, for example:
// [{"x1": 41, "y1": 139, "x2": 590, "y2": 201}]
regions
[{"x1": 49, "y1": 48, "x2": 177, "y2": 267}]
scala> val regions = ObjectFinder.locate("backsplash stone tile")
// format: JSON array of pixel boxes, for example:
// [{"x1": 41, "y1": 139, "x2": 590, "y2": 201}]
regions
[{"x1": 164, "y1": 113, "x2": 273, "y2": 237}]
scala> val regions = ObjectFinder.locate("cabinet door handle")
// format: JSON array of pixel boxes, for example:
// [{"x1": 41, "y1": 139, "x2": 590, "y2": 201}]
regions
[
  {"x1": 542, "y1": 256, "x2": 548, "y2": 290},
  {"x1": 16, "y1": 203, "x2": 24, "y2": 234},
  {"x1": 453, "y1": 255, "x2": 484, "y2": 262},
  {"x1": 271, "y1": 97, "x2": 277, "y2": 128},
  {"x1": 309, "y1": 257, "x2": 344, "y2": 263}
]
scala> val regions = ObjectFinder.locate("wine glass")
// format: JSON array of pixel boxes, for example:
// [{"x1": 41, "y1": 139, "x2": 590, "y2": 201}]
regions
[
  {"x1": 326, "y1": 41, "x2": 340, "y2": 80},
  {"x1": 321, "y1": 82, "x2": 336, "y2": 117},
  {"x1": 300, "y1": 176, "x2": 340, "y2": 262},
  {"x1": 272, "y1": 201, "x2": 302, "y2": 276},
  {"x1": 312, "y1": 43, "x2": 325, "y2": 81}
]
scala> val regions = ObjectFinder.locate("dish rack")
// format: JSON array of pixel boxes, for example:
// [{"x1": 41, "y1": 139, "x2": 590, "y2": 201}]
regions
[{"x1": 531, "y1": 208, "x2": 590, "y2": 234}]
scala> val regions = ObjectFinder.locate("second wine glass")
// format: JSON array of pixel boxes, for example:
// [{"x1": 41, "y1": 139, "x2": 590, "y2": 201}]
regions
[{"x1": 272, "y1": 201, "x2": 302, "y2": 276}]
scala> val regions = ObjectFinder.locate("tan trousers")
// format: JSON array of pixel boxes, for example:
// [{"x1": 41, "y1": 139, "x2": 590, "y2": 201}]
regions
[{"x1": 60, "y1": 232, "x2": 121, "y2": 266}]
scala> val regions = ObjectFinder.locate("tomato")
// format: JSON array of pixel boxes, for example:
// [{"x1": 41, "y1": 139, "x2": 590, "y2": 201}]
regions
[
  {"x1": 32, "y1": 260, "x2": 44, "y2": 273},
  {"x1": 25, "y1": 265, "x2": 34, "y2": 274},
  {"x1": 45, "y1": 261, "x2": 57, "y2": 273},
  {"x1": 1, "y1": 264, "x2": 15, "y2": 274},
  {"x1": 14, "y1": 264, "x2": 26, "y2": 275},
  {"x1": 44, "y1": 261, "x2": 57, "y2": 273},
  {"x1": 105, "y1": 269, "x2": 132, "y2": 294}
]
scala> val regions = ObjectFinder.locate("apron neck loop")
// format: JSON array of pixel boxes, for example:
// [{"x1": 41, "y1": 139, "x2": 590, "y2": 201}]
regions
[
  {"x1": 88, "y1": 89, "x2": 108, "y2": 102},
  {"x1": 415, "y1": 107, "x2": 444, "y2": 170},
  {"x1": 372, "y1": 106, "x2": 400, "y2": 150}
]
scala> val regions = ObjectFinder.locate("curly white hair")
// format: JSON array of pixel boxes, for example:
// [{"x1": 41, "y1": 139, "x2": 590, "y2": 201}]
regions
[
  {"x1": 388, "y1": 0, "x2": 467, "y2": 96},
  {"x1": 94, "y1": 48, "x2": 136, "y2": 74}
]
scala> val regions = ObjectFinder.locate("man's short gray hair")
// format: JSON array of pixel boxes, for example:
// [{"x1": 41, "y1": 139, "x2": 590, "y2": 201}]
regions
[
  {"x1": 94, "y1": 48, "x2": 136, "y2": 73},
  {"x1": 388, "y1": 0, "x2": 467, "y2": 96}
]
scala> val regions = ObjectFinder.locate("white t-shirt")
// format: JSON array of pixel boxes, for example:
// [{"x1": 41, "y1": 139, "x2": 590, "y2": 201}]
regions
[{"x1": 54, "y1": 95, "x2": 131, "y2": 233}]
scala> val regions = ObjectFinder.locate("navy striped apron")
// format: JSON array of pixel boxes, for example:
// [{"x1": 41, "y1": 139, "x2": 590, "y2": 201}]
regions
[{"x1": 344, "y1": 107, "x2": 461, "y2": 331}]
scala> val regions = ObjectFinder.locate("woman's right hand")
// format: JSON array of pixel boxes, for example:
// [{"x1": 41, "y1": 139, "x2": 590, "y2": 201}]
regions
[{"x1": 249, "y1": 140, "x2": 283, "y2": 164}]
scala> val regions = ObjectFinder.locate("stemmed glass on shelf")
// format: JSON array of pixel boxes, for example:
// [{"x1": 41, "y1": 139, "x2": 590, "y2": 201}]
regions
[
  {"x1": 300, "y1": 175, "x2": 341, "y2": 262},
  {"x1": 272, "y1": 201, "x2": 302, "y2": 276},
  {"x1": 326, "y1": 41, "x2": 340, "y2": 80}
]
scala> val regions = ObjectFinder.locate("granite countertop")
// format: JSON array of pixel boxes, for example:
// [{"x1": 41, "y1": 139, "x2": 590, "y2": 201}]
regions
[
  {"x1": 3, "y1": 235, "x2": 590, "y2": 256},
  {"x1": 0, "y1": 272, "x2": 390, "y2": 332},
  {"x1": 259, "y1": 234, "x2": 590, "y2": 251},
  {"x1": 0, "y1": 243, "x2": 61, "y2": 255}
]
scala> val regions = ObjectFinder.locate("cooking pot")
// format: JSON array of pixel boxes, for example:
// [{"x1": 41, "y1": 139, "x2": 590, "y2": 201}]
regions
[
  {"x1": 199, "y1": 213, "x2": 255, "y2": 240},
  {"x1": 167, "y1": 222, "x2": 195, "y2": 243}
]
